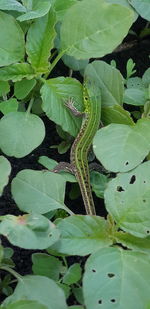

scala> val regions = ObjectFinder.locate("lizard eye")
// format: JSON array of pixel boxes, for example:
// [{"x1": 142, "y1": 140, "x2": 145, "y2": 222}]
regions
[{"x1": 84, "y1": 96, "x2": 88, "y2": 101}]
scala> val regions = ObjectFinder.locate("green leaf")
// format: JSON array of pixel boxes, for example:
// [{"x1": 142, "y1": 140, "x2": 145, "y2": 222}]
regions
[
  {"x1": 84, "y1": 61, "x2": 124, "y2": 107},
  {"x1": 127, "y1": 77, "x2": 144, "y2": 89},
  {"x1": 90, "y1": 171, "x2": 109, "y2": 199},
  {"x1": 83, "y1": 247, "x2": 150, "y2": 309},
  {"x1": 62, "y1": 55, "x2": 89, "y2": 71},
  {"x1": 2, "y1": 300, "x2": 47, "y2": 309},
  {"x1": 49, "y1": 215, "x2": 113, "y2": 256},
  {"x1": 41, "y1": 77, "x2": 82, "y2": 137},
  {"x1": 0, "y1": 214, "x2": 60, "y2": 250},
  {"x1": 0, "y1": 81, "x2": 10, "y2": 96},
  {"x1": 63, "y1": 263, "x2": 82, "y2": 285},
  {"x1": 14, "y1": 79, "x2": 36, "y2": 100},
  {"x1": 104, "y1": 161, "x2": 150, "y2": 238},
  {"x1": 53, "y1": 0, "x2": 77, "y2": 21},
  {"x1": 26, "y1": 10, "x2": 56, "y2": 73},
  {"x1": 11, "y1": 169, "x2": 72, "y2": 214},
  {"x1": 142, "y1": 68, "x2": 150, "y2": 87},
  {"x1": 93, "y1": 118, "x2": 150, "y2": 172},
  {"x1": 0, "y1": 244, "x2": 4, "y2": 263},
  {"x1": 114, "y1": 231, "x2": 150, "y2": 255},
  {"x1": 17, "y1": 0, "x2": 51, "y2": 22},
  {"x1": 60, "y1": 0, "x2": 134, "y2": 59},
  {"x1": 0, "y1": 112, "x2": 45, "y2": 158},
  {"x1": 0, "y1": 98, "x2": 18, "y2": 115},
  {"x1": 68, "y1": 307, "x2": 84, "y2": 309},
  {"x1": 32, "y1": 253, "x2": 63, "y2": 281},
  {"x1": 124, "y1": 88, "x2": 146, "y2": 106},
  {"x1": 0, "y1": 63, "x2": 36, "y2": 82},
  {"x1": 3, "y1": 275, "x2": 68, "y2": 309},
  {"x1": 129, "y1": 0, "x2": 150, "y2": 21},
  {"x1": 101, "y1": 105, "x2": 134, "y2": 126},
  {"x1": 0, "y1": 0, "x2": 26, "y2": 12},
  {"x1": 0, "y1": 156, "x2": 11, "y2": 196},
  {"x1": 0, "y1": 11, "x2": 25, "y2": 66}
]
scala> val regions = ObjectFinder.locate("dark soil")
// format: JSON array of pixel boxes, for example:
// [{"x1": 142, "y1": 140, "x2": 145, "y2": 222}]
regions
[{"x1": 0, "y1": 16, "x2": 150, "y2": 305}]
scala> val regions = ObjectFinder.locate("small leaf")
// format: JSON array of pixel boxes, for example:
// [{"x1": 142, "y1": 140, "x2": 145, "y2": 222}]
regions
[
  {"x1": 49, "y1": 215, "x2": 112, "y2": 256},
  {"x1": 124, "y1": 88, "x2": 146, "y2": 106},
  {"x1": 0, "y1": 244, "x2": 4, "y2": 263},
  {"x1": 0, "y1": 63, "x2": 36, "y2": 82},
  {"x1": 11, "y1": 169, "x2": 71, "y2": 214},
  {"x1": 90, "y1": 171, "x2": 109, "y2": 199},
  {"x1": 0, "y1": 214, "x2": 60, "y2": 249},
  {"x1": 142, "y1": 68, "x2": 150, "y2": 87},
  {"x1": 101, "y1": 105, "x2": 134, "y2": 126},
  {"x1": 60, "y1": 0, "x2": 134, "y2": 59},
  {"x1": 83, "y1": 247, "x2": 150, "y2": 309},
  {"x1": 104, "y1": 161, "x2": 150, "y2": 238},
  {"x1": 14, "y1": 79, "x2": 36, "y2": 100},
  {"x1": 26, "y1": 9, "x2": 56, "y2": 73},
  {"x1": 41, "y1": 77, "x2": 82, "y2": 137},
  {"x1": 63, "y1": 263, "x2": 82, "y2": 285},
  {"x1": 32, "y1": 253, "x2": 63, "y2": 281},
  {"x1": 17, "y1": 0, "x2": 51, "y2": 22},
  {"x1": 114, "y1": 231, "x2": 150, "y2": 255},
  {"x1": 2, "y1": 275, "x2": 68, "y2": 309},
  {"x1": 0, "y1": 98, "x2": 18, "y2": 115},
  {"x1": 93, "y1": 118, "x2": 150, "y2": 172},
  {"x1": 0, "y1": 11, "x2": 25, "y2": 66},
  {"x1": 0, "y1": 156, "x2": 11, "y2": 196},
  {"x1": 0, "y1": 112, "x2": 45, "y2": 158}
]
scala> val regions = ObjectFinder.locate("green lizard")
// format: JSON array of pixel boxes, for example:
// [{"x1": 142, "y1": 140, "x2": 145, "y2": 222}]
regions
[{"x1": 53, "y1": 79, "x2": 101, "y2": 215}]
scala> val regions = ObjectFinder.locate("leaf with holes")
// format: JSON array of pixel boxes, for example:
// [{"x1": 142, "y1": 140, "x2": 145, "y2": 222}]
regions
[
  {"x1": 105, "y1": 161, "x2": 150, "y2": 238},
  {"x1": 0, "y1": 214, "x2": 60, "y2": 249},
  {"x1": 83, "y1": 247, "x2": 150, "y2": 309},
  {"x1": 0, "y1": 156, "x2": 11, "y2": 196},
  {"x1": 11, "y1": 169, "x2": 72, "y2": 214},
  {"x1": 93, "y1": 118, "x2": 150, "y2": 172},
  {"x1": 48, "y1": 215, "x2": 113, "y2": 256},
  {"x1": 41, "y1": 77, "x2": 82, "y2": 137},
  {"x1": 60, "y1": 0, "x2": 134, "y2": 59}
]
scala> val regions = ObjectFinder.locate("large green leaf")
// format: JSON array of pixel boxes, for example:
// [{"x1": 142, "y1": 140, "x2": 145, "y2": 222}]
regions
[
  {"x1": 93, "y1": 118, "x2": 150, "y2": 172},
  {"x1": 49, "y1": 215, "x2": 112, "y2": 256},
  {"x1": 104, "y1": 161, "x2": 150, "y2": 238},
  {"x1": 83, "y1": 247, "x2": 150, "y2": 309},
  {"x1": 101, "y1": 105, "x2": 134, "y2": 126},
  {"x1": 60, "y1": 0, "x2": 134, "y2": 59},
  {"x1": 26, "y1": 10, "x2": 56, "y2": 73},
  {"x1": 1, "y1": 300, "x2": 47, "y2": 309},
  {"x1": 0, "y1": 214, "x2": 60, "y2": 249},
  {"x1": 0, "y1": 156, "x2": 11, "y2": 196},
  {"x1": 11, "y1": 169, "x2": 72, "y2": 214},
  {"x1": 0, "y1": 0, "x2": 26, "y2": 12},
  {"x1": 0, "y1": 112, "x2": 45, "y2": 158},
  {"x1": 0, "y1": 11, "x2": 25, "y2": 66},
  {"x1": 84, "y1": 61, "x2": 124, "y2": 107},
  {"x1": 3, "y1": 275, "x2": 68, "y2": 309},
  {"x1": 129, "y1": 0, "x2": 150, "y2": 21},
  {"x1": 53, "y1": 0, "x2": 77, "y2": 21},
  {"x1": 0, "y1": 63, "x2": 36, "y2": 82},
  {"x1": 17, "y1": 0, "x2": 51, "y2": 22},
  {"x1": 41, "y1": 77, "x2": 82, "y2": 137}
]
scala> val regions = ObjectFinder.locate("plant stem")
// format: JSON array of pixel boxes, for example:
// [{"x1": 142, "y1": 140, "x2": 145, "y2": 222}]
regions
[
  {"x1": 26, "y1": 97, "x2": 34, "y2": 115},
  {"x1": 44, "y1": 50, "x2": 65, "y2": 80},
  {"x1": 1, "y1": 266, "x2": 23, "y2": 281}
]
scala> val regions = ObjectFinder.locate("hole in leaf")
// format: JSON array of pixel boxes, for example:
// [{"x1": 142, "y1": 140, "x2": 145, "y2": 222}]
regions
[
  {"x1": 110, "y1": 299, "x2": 116, "y2": 303},
  {"x1": 107, "y1": 273, "x2": 115, "y2": 278},
  {"x1": 143, "y1": 199, "x2": 146, "y2": 203},
  {"x1": 146, "y1": 230, "x2": 150, "y2": 234},
  {"x1": 92, "y1": 269, "x2": 96, "y2": 272},
  {"x1": 125, "y1": 161, "x2": 129, "y2": 166},
  {"x1": 48, "y1": 233, "x2": 52, "y2": 237},
  {"x1": 129, "y1": 175, "x2": 136, "y2": 184},
  {"x1": 143, "y1": 180, "x2": 146, "y2": 184},
  {"x1": 117, "y1": 186, "x2": 125, "y2": 192},
  {"x1": 98, "y1": 299, "x2": 102, "y2": 304}
]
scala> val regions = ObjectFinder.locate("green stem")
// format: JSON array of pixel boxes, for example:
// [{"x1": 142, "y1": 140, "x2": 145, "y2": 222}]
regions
[
  {"x1": 26, "y1": 97, "x2": 34, "y2": 115},
  {"x1": 1, "y1": 265, "x2": 23, "y2": 281},
  {"x1": 45, "y1": 50, "x2": 65, "y2": 79}
]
